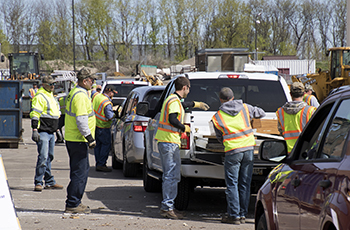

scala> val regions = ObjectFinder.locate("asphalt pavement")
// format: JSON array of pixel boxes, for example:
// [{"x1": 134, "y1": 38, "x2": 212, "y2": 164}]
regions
[{"x1": 0, "y1": 118, "x2": 255, "y2": 230}]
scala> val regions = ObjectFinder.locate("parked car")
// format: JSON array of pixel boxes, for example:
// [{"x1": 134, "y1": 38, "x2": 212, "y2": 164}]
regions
[
  {"x1": 255, "y1": 85, "x2": 350, "y2": 230},
  {"x1": 101, "y1": 79, "x2": 151, "y2": 106},
  {"x1": 111, "y1": 86, "x2": 166, "y2": 177},
  {"x1": 140, "y1": 72, "x2": 291, "y2": 210}
]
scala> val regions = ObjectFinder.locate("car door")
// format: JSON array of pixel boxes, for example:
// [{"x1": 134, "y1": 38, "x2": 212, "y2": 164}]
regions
[
  {"x1": 297, "y1": 98, "x2": 350, "y2": 230},
  {"x1": 115, "y1": 92, "x2": 135, "y2": 161}
]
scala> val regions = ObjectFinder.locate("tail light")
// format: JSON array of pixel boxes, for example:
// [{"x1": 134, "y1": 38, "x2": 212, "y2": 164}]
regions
[
  {"x1": 180, "y1": 124, "x2": 190, "y2": 149},
  {"x1": 133, "y1": 121, "x2": 148, "y2": 132}
]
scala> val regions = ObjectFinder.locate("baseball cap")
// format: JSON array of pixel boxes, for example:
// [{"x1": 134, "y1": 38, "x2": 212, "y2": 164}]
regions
[
  {"x1": 219, "y1": 87, "x2": 234, "y2": 100},
  {"x1": 290, "y1": 82, "x2": 305, "y2": 94},
  {"x1": 77, "y1": 67, "x2": 95, "y2": 80},
  {"x1": 42, "y1": 75, "x2": 56, "y2": 84},
  {"x1": 105, "y1": 85, "x2": 118, "y2": 94},
  {"x1": 305, "y1": 85, "x2": 314, "y2": 92}
]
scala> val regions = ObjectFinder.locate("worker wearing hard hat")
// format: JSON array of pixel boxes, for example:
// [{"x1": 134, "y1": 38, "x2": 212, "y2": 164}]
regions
[
  {"x1": 277, "y1": 82, "x2": 316, "y2": 154},
  {"x1": 303, "y1": 85, "x2": 320, "y2": 108}
]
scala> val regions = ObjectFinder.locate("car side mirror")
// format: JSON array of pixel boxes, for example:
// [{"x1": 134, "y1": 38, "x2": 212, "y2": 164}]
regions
[
  {"x1": 136, "y1": 102, "x2": 149, "y2": 116},
  {"x1": 259, "y1": 140, "x2": 288, "y2": 163}
]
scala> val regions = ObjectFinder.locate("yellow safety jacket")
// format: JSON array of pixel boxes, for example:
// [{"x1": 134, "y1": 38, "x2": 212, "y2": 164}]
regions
[
  {"x1": 92, "y1": 93, "x2": 113, "y2": 128},
  {"x1": 65, "y1": 86, "x2": 96, "y2": 142},
  {"x1": 212, "y1": 104, "x2": 255, "y2": 153},
  {"x1": 30, "y1": 87, "x2": 60, "y2": 133},
  {"x1": 29, "y1": 88, "x2": 38, "y2": 100},
  {"x1": 58, "y1": 97, "x2": 66, "y2": 115},
  {"x1": 155, "y1": 94, "x2": 184, "y2": 145},
  {"x1": 276, "y1": 105, "x2": 315, "y2": 153},
  {"x1": 303, "y1": 94, "x2": 314, "y2": 106}
]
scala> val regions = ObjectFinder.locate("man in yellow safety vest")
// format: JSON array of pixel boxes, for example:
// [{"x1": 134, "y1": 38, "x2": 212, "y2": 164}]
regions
[
  {"x1": 30, "y1": 76, "x2": 63, "y2": 192},
  {"x1": 211, "y1": 87, "x2": 265, "y2": 225},
  {"x1": 155, "y1": 76, "x2": 209, "y2": 219},
  {"x1": 64, "y1": 67, "x2": 96, "y2": 214},
  {"x1": 277, "y1": 82, "x2": 316, "y2": 154},
  {"x1": 303, "y1": 85, "x2": 319, "y2": 108},
  {"x1": 92, "y1": 85, "x2": 117, "y2": 172}
]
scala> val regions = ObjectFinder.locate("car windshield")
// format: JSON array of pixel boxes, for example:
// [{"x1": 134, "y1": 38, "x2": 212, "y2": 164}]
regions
[
  {"x1": 108, "y1": 84, "x2": 146, "y2": 97},
  {"x1": 184, "y1": 79, "x2": 287, "y2": 112}
]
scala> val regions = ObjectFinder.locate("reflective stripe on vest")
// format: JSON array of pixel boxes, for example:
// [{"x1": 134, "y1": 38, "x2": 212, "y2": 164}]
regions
[
  {"x1": 212, "y1": 104, "x2": 255, "y2": 152},
  {"x1": 158, "y1": 95, "x2": 183, "y2": 134},
  {"x1": 303, "y1": 94, "x2": 312, "y2": 105},
  {"x1": 66, "y1": 90, "x2": 95, "y2": 118},
  {"x1": 32, "y1": 92, "x2": 59, "y2": 119},
  {"x1": 155, "y1": 94, "x2": 184, "y2": 145},
  {"x1": 277, "y1": 105, "x2": 315, "y2": 153},
  {"x1": 92, "y1": 93, "x2": 112, "y2": 128}
]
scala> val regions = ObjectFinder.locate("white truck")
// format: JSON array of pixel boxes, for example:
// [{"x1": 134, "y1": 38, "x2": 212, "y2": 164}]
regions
[{"x1": 139, "y1": 72, "x2": 291, "y2": 210}]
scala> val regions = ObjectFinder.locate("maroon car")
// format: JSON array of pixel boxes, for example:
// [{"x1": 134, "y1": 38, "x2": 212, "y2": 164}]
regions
[{"x1": 255, "y1": 86, "x2": 350, "y2": 230}]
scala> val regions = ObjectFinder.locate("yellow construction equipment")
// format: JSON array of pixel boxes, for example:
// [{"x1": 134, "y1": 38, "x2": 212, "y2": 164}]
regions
[
  {"x1": 292, "y1": 47, "x2": 350, "y2": 102},
  {"x1": 141, "y1": 70, "x2": 164, "y2": 86}
]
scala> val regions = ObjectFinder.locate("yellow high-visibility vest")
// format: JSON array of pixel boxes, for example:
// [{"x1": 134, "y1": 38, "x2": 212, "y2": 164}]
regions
[
  {"x1": 155, "y1": 94, "x2": 184, "y2": 145},
  {"x1": 92, "y1": 93, "x2": 113, "y2": 128},
  {"x1": 65, "y1": 86, "x2": 96, "y2": 142},
  {"x1": 276, "y1": 105, "x2": 316, "y2": 153},
  {"x1": 212, "y1": 104, "x2": 255, "y2": 153}
]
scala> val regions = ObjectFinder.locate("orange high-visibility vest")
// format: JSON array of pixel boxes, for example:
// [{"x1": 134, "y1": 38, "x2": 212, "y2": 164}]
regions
[
  {"x1": 212, "y1": 104, "x2": 255, "y2": 153},
  {"x1": 276, "y1": 105, "x2": 316, "y2": 153},
  {"x1": 92, "y1": 93, "x2": 113, "y2": 128}
]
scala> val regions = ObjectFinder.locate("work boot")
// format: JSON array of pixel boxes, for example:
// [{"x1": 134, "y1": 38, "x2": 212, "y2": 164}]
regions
[
  {"x1": 96, "y1": 165, "x2": 112, "y2": 172},
  {"x1": 160, "y1": 209, "x2": 183, "y2": 219},
  {"x1": 34, "y1": 184, "x2": 43, "y2": 192},
  {"x1": 221, "y1": 214, "x2": 240, "y2": 225},
  {"x1": 45, "y1": 183, "x2": 64, "y2": 189},
  {"x1": 65, "y1": 203, "x2": 91, "y2": 214}
]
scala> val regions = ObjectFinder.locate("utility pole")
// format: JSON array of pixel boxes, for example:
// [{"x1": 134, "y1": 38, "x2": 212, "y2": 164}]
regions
[{"x1": 254, "y1": 13, "x2": 261, "y2": 60}]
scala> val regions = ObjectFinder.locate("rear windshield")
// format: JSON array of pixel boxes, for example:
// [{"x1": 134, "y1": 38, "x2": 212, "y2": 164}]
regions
[
  {"x1": 106, "y1": 84, "x2": 146, "y2": 97},
  {"x1": 144, "y1": 90, "x2": 164, "y2": 110},
  {"x1": 184, "y1": 79, "x2": 287, "y2": 112}
]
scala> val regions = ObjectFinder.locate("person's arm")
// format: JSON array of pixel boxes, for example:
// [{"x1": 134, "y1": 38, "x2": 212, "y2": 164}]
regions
[
  {"x1": 169, "y1": 113, "x2": 185, "y2": 131},
  {"x1": 213, "y1": 125, "x2": 223, "y2": 144},
  {"x1": 76, "y1": 115, "x2": 91, "y2": 137},
  {"x1": 104, "y1": 104, "x2": 115, "y2": 120},
  {"x1": 246, "y1": 104, "x2": 266, "y2": 119},
  {"x1": 310, "y1": 96, "x2": 320, "y2": 108}
]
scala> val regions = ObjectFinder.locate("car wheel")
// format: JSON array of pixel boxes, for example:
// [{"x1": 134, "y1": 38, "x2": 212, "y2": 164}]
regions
[
  {"x1": 143, "y1": 151, "x2": 162, "y2": 192},
  {"x1": 174, "y1": 177, "x2": 191, "y2": 211},
  {"x1": 256, "y1": 213, "x2": 267, "y2": 230},
  {"x1": 122, "y1": 152, "x2": 139, "y2": 177}
]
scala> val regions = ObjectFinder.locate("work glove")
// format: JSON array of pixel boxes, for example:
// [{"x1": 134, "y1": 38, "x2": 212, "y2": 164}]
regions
[
  {"x1": 184, "y1": 125, "x2": 191, "y2": 134},
  {"x1": 85, "y1": 134, "x2": 96, "y2": 149},
  {"x1": 32, "y1": 130, "x2": 40, "y2": 143},
  {"x1": 193, "y1": 101, "x2": 210, "y2": 111}
]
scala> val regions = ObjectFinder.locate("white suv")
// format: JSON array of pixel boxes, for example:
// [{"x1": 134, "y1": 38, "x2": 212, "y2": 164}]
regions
[{"x1": 141, "y1": 72, "x2": 291, "y2": 210}]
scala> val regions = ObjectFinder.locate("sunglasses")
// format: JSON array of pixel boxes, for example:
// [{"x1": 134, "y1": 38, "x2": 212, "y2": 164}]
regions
[{"x1": 46, "y1": 83, "x2": 55, "y2": 86}]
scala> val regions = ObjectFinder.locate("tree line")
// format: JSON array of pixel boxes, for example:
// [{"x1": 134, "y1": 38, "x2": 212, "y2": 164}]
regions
[{"x1": 0, "y1": 0, "x2": 346, "y2": 63}]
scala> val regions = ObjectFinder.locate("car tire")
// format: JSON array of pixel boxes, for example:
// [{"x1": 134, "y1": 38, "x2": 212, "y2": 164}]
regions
[
  {"x1": 174, "y1": 177, "x2": 191, "y2": 211},
  {"x1": 122, "y1": 153, "x2": 139, "y2": 177},
  {"x1": 256, "y1": 213, "x2": 267, "y2": 230},
  {"x1": 143, "y1": 151, "x2": 162, "y2": 192}
]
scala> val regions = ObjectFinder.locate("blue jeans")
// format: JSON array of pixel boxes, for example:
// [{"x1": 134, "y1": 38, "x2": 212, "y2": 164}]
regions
[
  {"x1": 34, "y1": 132, "x2": 56, "y2": 186},
  {"x1": 94, "y1": 127, "x2": 111, "y2": 167},
  {"x1": 65, "y1": 141, "x2": 90, "y2": 208},
  {"x1": 158, "y1": 142, "x2": 181, "y2": 211},
  {"x1": 224, "y1": 150, "x2": 254, "y2": 218}
]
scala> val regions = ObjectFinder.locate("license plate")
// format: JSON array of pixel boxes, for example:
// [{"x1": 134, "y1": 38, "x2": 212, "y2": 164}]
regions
[{"x1": 253, "y1": 168, "x2": 263, "y2": 175}]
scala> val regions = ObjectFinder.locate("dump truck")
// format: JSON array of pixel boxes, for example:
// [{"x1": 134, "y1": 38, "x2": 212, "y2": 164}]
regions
[{"x1": 293, "y1": 47, "x2": 350, "y2": 102}]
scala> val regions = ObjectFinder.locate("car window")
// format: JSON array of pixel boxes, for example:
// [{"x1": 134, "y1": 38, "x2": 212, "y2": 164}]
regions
[
  {"x1": 109, "y1": 83, "x2": 146, "y2": 97},
  {"x1": 297, "y1": 103, "x2": 334, "y2": 160},
  {"x1": 183, "y1": 79, "x2": 287, "y2": 112},
  {"x1": 144, "y1": 91, "x2": 164, "y2": 110},
  {"x1": 121, "y1": 93, "x2": 135, "y2": 117},
  {"x1": 320, "y1": 99, "x2": 350, "y2": 159}
]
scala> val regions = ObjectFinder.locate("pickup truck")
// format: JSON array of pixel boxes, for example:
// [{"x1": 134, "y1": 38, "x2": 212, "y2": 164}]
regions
[{"x1": 139, "y1": 72, "x2": 291, "y2": 210}]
